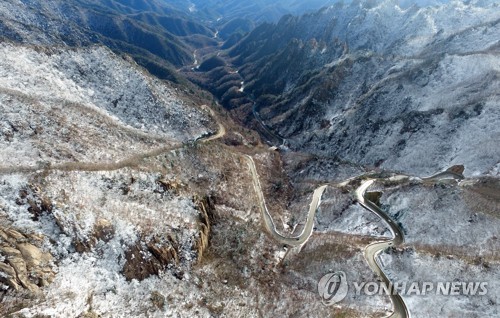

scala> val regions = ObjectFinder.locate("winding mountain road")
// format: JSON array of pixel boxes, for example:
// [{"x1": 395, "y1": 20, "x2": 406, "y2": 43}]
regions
[
  {"x1": 0, "y1": 89, "x2": 465, "y2": 318},
  {"x1": 245, "y1": 154, "x2": 327, "y2": 247},
  {"x1": 252, "y1": 103, "x2": 285, "y2": 146},
  {"x1": 356, "y1": 179, "x2": 409, "y2": 318},
  {"x1": 199, "y1": 105, "x2": 226, "y2": 142},
  {"x1": 420, "y1": 170, "x2": 464, "y2": 182},
  {"x1": 333, "y1": 167, "x2": 464, "y2": 317}
]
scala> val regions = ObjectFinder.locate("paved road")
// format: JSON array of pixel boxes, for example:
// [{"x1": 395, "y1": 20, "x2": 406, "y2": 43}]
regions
[
  {"x1": 420, "y1": 170, "x2": 464, "y2": 182},
  {"x1": 245, "y1": 154, "x2": 327, "y2": 247},
  {"x1": 356, "y1": 179, "x2": 409, "y2": 318},
  {"x1": 199, "y1": 105, "x2": 226, "y2": 142},
  {"x1": 251, "y1": 103, "x2": 285, "y2": 146}
]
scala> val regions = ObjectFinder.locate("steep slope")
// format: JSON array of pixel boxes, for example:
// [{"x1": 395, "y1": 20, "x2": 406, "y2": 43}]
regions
[
  {"x1": 0, "y1": 41, "x2": 212, "y2": 312},
  {"x1": 226, "y1": 0, "x2": 500, "y2": 176},
  {"x1": 0, "y1": 0, "x2": 218, "y2": 81},
  {"x1": 1, "y1": 1, "x2": 499, "y2": 317},
  {"x1": 0, "y1": 41, "x2": 371, "y2": 318}
]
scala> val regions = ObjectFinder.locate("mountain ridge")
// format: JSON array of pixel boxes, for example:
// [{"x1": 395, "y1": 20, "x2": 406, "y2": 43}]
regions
[
  {"x1": 0, "y1": 1, "x2": 499, "y2": 317},
  {"x1": 221, "y1": 0, "x2": 500, "y2": 176}
]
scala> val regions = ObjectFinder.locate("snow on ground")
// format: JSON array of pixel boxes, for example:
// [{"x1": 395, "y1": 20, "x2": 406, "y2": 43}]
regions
[
  {"x1": 318, "y1": 187, "x2": 392, "y2": 238},
  {"x1": 0, "y1": 43, "x2": 212, "y2": 142},
  {"x1": 381, "y1": 250, "x2": 499, "y2": 318},
  {"x1": 254, "y1": 0, "x2": 500, "y2": 177},
  {"x1": 0, "y1": 166, "x2": 209, "y2": 317},
  {"x1": 0, "y1": 42, "x2": 217, "y2": 171},
  {"x1": 0, "y1": 88, "x2": 166, "y2": 168},
  {"x1": 383, "y1": 181, "x2": 500, "y2": 256},
  {"x1": 0, "y1": 41, "x2": 220, "y2": 317},
  {"x1": 0, "y1": 1, "x2": 499, "y2": 317}
]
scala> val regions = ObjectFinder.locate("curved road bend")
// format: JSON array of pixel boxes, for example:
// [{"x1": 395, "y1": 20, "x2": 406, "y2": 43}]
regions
[
  {"x1": 198, "y1": 105, "x2": 226, "y2": 142},
  {"x1": 355, "y1": 179, "x2": 410, "y2": 318},
  {"x1": 420, "y1": 170, "x2": 464, "y2": 183},
  {"x1": 251, "y1": 103, "x2": 285, "y2": 146},
  {"x1": 245, "y1": 155, "x2": 327, "y2": 247}
]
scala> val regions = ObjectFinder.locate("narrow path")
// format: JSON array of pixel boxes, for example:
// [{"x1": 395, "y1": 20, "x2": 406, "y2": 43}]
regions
[
  {"x1": 0, "y1": 105, "x2": 225, "y2": 175},
  {"x1": 0, "y1": 87, "x2": 169, "y2": 142},
  {"x1": 0, "y1": 143, "x2": 182, "y2": 175},
  {"x1": 245, "y1": 154, "x2": 327, "y2": 247},
  {"x1": 191, "y1": 49, "x2": 199, "y2": 70},
  {"x1": 355, "y1": 179, "x2": 409, "y2": 318}
]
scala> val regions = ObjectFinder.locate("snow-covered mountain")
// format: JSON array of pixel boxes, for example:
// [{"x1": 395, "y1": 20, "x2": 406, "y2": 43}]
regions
[
  {"x1": 0, "y1": 40, "x2": 218, "y2": 313},
  {"x1": 227, "y1": 0, "x2": 500, "y2": 176},
  {"x1": 0, "y1": 0, "x2": 220, "y2": 81},
  {"x1": 1, "y1": 0, "x2": 499, "y2": 317}
]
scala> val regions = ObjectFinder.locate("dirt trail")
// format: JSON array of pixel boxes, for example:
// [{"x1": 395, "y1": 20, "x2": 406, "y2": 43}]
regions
[{"x1": 0, "y1": 105, "x2": 225, "y2": 175}]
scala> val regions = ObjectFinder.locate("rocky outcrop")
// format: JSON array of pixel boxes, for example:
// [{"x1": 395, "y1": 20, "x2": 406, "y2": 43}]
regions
[
  {"x1": 0, "y1": 227, "x2": 54, "y2": 292},
  {"x1": 122, "y1": 235, "x2": 179, "y2": 281},
  {"x1": 73, "y1": 218, "x2": 115, "y2": 253},
  {"x1": 194, "y1": 195, "x2": 216, "y2": 262},
  {"x1": 121, "y1": 195, "x2": 216, "y2": 281}
]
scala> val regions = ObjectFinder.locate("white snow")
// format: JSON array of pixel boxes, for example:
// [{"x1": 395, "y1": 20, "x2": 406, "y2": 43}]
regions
[{"x1": 0, "y1": 44, "x2": 211, "y2": 142}]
